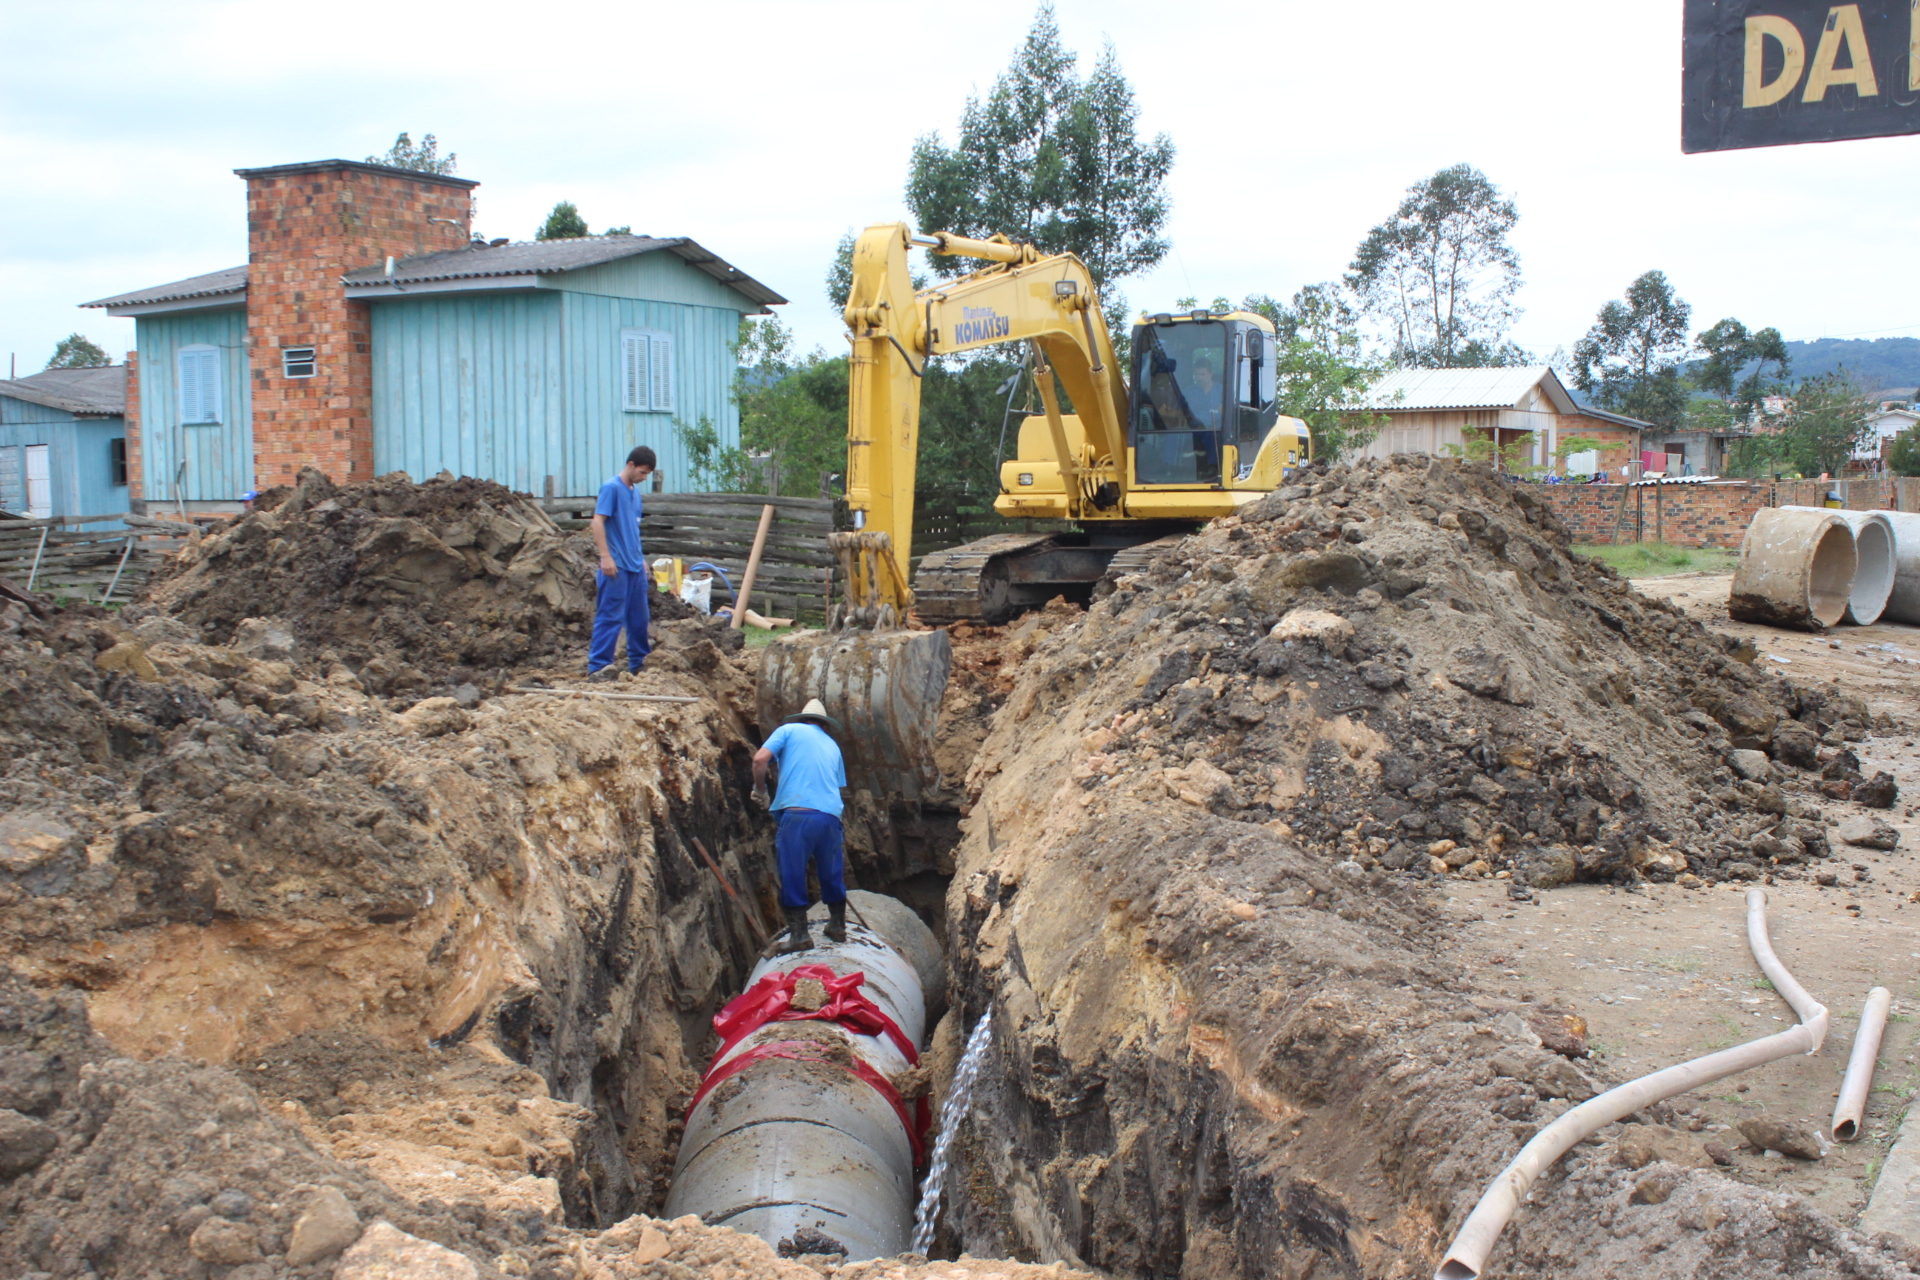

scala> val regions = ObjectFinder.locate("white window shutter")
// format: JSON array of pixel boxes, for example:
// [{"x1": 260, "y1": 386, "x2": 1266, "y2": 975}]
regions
[
  {"x1": 200, "y1": 350, "x2": 221, "y2": 423},
  {"x1": 178, "y1": 349, "x2": 201, "y2": 424},
  {"x1": 621, "y1": 331, "x2": 647, "y2": 412},
  {"x1": 649, "y1": 332, "x2": 674, "y2": 412}
]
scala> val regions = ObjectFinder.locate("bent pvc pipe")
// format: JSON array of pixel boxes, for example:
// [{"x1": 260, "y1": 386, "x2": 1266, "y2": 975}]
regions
[
  {"x1": 1729, "y1": 508, "x2": 1856, "y2": 630},
  {"x1": 1435, "y1": 890, "x2": 1827, "y2": 1280},
  {"x1": 1781, "y1": 508, "x2": 1895, "y2": 624},
  {"x1": 1832, "y1": 986, "x2": 1892, "y2": 1142},
  {"x1": 1876, "y1": 511, "x2": 1920, "y2": 625}
]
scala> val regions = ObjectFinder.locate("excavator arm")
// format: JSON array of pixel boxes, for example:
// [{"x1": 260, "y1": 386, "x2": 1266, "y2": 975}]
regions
[{"x1": 840, "y1": 222, "x2": 1131, "y2": 613}]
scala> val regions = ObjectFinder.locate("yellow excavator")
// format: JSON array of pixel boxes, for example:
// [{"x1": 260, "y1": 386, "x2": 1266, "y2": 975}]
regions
[{"x1": 758, "y1": 223, "x2": 1311, "y2": 797}]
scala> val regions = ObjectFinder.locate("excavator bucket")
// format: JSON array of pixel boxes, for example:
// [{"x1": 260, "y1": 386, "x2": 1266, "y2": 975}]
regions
[{"x1": 756, "y1": 628, "x2": 953, "y2": 802}]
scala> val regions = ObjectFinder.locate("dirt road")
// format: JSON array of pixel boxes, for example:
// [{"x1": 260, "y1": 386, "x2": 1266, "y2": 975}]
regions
[{"x1": 1453, "y1": 568, "x2": 1920, "y2": 1226}]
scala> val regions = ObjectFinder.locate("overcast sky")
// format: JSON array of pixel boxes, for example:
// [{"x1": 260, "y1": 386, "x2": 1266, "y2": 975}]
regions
[{"x1": 3, "y1": 0, "x2": 1917, "y2": 378}]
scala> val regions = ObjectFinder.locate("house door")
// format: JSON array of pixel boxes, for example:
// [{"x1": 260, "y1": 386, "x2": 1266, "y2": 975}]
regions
[{"x1": 25, "y1": 444, "x2": 51, "y2": 518}]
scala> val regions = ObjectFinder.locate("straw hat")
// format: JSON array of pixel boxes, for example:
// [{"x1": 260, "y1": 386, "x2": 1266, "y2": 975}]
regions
[{"x1": 784, "y1": 697, "x2": 842, "y2": 733}]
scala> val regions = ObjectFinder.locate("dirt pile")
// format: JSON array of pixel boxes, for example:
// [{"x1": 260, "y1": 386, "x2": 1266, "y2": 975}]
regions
[
  {"x1": 931, "y1": 456, "x2": 1917, "y2": 1279},
  {"x1": 0, "y1": 531, "x2": 809, "y2": 1275},
  {"x1": 142, "y1": 467, "x2": 692, "y2": 688}
]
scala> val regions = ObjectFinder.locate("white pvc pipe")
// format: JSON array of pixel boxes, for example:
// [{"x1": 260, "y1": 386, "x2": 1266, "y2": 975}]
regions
[
  {"x1": 1781, "y1": 508, "x2": 1895, "y2": 624},
  {"x1": 1832, "y1": 986, "x2": 1892, "y2": 1142},
  {"x1": 1435, "y1": 890, "x2": 1828, "y2": 1280}
]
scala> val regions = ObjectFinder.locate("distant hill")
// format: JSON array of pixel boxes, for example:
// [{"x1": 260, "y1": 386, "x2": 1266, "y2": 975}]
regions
[{"x1": 1779, "y1": 337, "x2": 1920, "y2": 393}]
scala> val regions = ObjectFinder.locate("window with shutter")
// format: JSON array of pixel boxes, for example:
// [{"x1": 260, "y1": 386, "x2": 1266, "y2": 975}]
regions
[
  {"x1": 620, "y1": 331, "x2": 647, "y2": 412},
  {"x1": 177, "y1": 345, "x2": 222, "y2": 425},
  {"x1": 648, "y1": 332, "x2": 674, "y2": 412}
]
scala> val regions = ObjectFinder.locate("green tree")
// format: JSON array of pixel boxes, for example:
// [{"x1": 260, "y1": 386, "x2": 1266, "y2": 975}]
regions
[
  {"x1": 45, "y1": 333, "x2": 109, "y2": 369},
  {"x1": 1239, "y1": 284, "x2": 1389, "y2": 462},
  {"x1": 733, "y1": 317, "x2": 850, "y2": 498},
  {"x1": 367, "y1": 132, "x2": 456, "y2": 174},
  {"x1": 1780, "y1": 370, "x2": 1874, "y2": 476},
  {"x1": 1571, "y1": 270, "x2": 1692, "y2": 429},
  {"x1": 905, "y1": 3, "x2": 1174, "y2": 293},
  {"x1": 1695, "y1": 317, "x2": 1790, "y2": 418},
  {"x1": 1888, "y1": 425, "x2": 1920, "y2": 476},
  {"x1": 674, "y1": 416, "x2": 755, "y2": 492},
  {"x1": 1346, "y1": 164, "x2": 1524, "y2": 369},
  {"x1": 536, "y1": 201, "x2": 591, "y2": 241}
]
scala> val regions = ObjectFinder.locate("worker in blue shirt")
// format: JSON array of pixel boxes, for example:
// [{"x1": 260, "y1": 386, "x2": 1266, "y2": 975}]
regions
[
  {"x1": 588, "y1": 446, "x2": 656, "y2": 679},
  {"x1": 752, "y1": 697, "x2": 848, "y2": 953}
]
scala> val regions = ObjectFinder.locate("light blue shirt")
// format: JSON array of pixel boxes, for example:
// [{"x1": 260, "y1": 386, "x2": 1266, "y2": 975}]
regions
[
  {"x1": 762, "y1": 722, "x2": 846, "y2": 817},
  {"x1": 594, "y1": 475, "x2": 645, "y2": 573}
]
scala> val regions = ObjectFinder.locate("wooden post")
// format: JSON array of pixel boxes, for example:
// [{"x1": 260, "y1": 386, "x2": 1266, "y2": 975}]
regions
[{"x1": 731, "y1": 503, "x2": 777, "y2": 630}]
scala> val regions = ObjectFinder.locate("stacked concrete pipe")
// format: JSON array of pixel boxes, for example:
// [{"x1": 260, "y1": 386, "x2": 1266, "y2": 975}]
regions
[
  {"x1": 1780, "y1": 507, "x2": 1895, "y2": 624},
  {"x1": 663, "y1": 890, "x2": 942, "y2": 1260},
  {"x1": 1877, "y1": 511, "x2": 1920, "y2": 624},
  {"x1": 1729, "y1": 507, "x2": 1856, "y2": 630}
]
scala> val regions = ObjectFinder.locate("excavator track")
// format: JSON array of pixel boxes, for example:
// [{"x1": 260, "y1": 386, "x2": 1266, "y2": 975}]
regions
[
  {"x1": 912, "y1": 533, "x2": 1057, "y2": 624},
  {"x1": 1101, "y1": 533, "x2": 1192, "y2": 581}
]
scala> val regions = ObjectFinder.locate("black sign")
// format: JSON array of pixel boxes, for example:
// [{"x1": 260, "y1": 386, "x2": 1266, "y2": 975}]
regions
[{"x1": 1683, "y1": 2, "x2": 1920, "y2": 152}]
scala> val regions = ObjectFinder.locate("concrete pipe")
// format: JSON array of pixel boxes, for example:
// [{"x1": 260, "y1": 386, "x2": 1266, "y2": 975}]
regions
[
  {"x1": 1780, "y1": 507, "x2": 1895, "y2": 624},
  {"x1": 1875, "y1": 511, "x2": 1920, "y2": 625},
  {"x1": 663, "y1": 890, "x2": 940, "y2": 1260},
  {"x1": 1729, "y1": 507, "x2": 1856, "y2": 630}
]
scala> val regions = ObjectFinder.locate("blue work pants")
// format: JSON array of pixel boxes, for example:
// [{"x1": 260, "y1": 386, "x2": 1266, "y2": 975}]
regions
[
  {"x1": 774, "y1": 808, "x2": 846, "y2": 910},
  {"x1": 589, "y1": 568, "x2": 652, "y2": 673}
]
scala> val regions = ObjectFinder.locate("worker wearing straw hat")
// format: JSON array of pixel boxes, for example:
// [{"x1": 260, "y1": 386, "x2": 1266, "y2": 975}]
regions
[{"x1": 752, "y1": 698, "x2": 848, "y2": 953}]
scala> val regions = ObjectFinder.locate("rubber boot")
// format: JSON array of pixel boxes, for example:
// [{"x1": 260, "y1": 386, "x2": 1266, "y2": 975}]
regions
[
  {"x1": 824, "y1": 900, "x2": 847, "y2": 943},
  {"x1": 778, "y1": 907, "x2": 813, "y2": 955}
]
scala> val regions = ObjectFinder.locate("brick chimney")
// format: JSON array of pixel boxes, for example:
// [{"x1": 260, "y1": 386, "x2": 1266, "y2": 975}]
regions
[{"x1": 234, "y1": 159, "x2": 479, "y2": 487}]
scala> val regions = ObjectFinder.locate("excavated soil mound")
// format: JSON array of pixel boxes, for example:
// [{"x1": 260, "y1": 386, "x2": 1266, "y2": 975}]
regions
[
  {"x1": 935, "y1": 456, "x2": 1915, "y2": 1280},
  {"x1": 143, "y1": 467, "x2": 693, "y2": 687},
  {"x1": 1071, "y1": 455, "x2": 1881, "y2": 886}
]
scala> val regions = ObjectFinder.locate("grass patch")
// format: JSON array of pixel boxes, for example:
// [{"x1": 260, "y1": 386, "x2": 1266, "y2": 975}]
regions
[
  {"x1": 1750, "y1": 976, "x2": 1776, "y2": 991},
  {"x1": 1651, "y1": 954, "x2": 1703, "y2": 973},
  {"x1": 1575, "y1": 542, "x2": 1739, "y2": 578}
]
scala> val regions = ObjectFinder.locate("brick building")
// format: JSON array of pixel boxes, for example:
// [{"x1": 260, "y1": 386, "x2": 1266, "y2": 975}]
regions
[
  {"x1": 1357, "y1": 365, "x2": 1649, "y2": 477},
  {"x1": 83, "y1": 158, "x2": 785, "y2": 511}
]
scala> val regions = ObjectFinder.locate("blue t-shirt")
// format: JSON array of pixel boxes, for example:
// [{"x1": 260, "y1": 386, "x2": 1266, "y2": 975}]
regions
[
  {"x1": 595, "y1": 475, "x2": 645, "y2": 572},
  {"x1": 762, "y1": 722, "x2": 846, "y2": 817}
]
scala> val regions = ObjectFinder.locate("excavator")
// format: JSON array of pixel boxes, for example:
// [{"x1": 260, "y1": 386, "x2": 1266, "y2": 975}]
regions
[{"x1": 758, "y1": 223, "x2": 1313, "y2": 798}]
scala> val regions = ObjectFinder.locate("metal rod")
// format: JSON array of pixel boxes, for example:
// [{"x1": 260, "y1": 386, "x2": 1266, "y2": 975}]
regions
[
  {"x1": 690, "y1": 837, "x2": 769, "y2": 945},
  {"x1": 500, "y1": 686, "x2": 701, "y2": 704},
  {"x1": 25, "y1": 526, "x2": 48, "y2": 591},
  {"x1": 100, "y1": 536, "x2": 135, "y2": 603}
]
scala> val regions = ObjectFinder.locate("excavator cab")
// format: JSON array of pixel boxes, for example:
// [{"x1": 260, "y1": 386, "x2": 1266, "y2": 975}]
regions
[{"x1": 1131, "y1": 312, "x2": 1281, "y2": 487}]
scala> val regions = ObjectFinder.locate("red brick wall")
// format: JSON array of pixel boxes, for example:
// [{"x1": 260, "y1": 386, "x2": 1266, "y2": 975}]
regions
[
  {"x1": 1555, "y1": 416, "x2": 1640, "y2": 476},
  {"x1": 123, "y1": 351, "x2": 141, "y2": 502},
  {"x1": 1536, "y1": 481, "x2": 1768, "y2": 548},
  {"x1": 242, "y1": 163, "x2": 474, "y2": 487}
]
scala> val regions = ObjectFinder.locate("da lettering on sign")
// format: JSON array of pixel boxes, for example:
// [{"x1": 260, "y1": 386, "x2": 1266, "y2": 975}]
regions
[{"x1": 1684, "y1": 2, "x2": 1920, "y2": 151}]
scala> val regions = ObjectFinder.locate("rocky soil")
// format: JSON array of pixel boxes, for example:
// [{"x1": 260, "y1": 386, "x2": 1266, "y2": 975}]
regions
[{"x1": 932, "y1": 456, "x2": 1918, "y2": 1278}]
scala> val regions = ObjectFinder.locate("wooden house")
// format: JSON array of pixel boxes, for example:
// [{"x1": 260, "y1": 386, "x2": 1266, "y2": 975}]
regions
[
  {"x1": 82, "y1": 159, "x2": 786, "y2": 512},
  {"x1": 0, "y1": 365, "x2": 130, "y2": 524},
  {"x1": 1358, "y1": 365, "x2": 1649, "y2": 476}
]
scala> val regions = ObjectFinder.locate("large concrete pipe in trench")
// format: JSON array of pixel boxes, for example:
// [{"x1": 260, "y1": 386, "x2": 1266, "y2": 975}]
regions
[
  {"x1": 1729, "y1": 507, "x2": 1856, "y2": 630},
  {"x1": 663, "y1": 890, "x2": 942, "y2": 1260},
  {"x1": 1875, "y1": 511, "x2": 1920, "y2": 625},
  {"x1": 1780, "y1": 507, "x2": 1895, "y2": 624}
]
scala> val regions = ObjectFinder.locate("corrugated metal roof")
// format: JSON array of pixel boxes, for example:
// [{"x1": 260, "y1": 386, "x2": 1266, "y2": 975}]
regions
[
  {"x1": 341, "y1": 234, "x2": 788, "y2": 307},
  {"x1": 1565, "y1": 402, "x2": 1654, "y2": 430},
  {"x1": 82, "y1": 265, "x2": 247, "y2": 310},
  {"x1": 1368, "y1": 365, "x2": 1576, "y2": 414},
  {"x1": 0, "y1": 365, "x2": 128, "y2": 416}
]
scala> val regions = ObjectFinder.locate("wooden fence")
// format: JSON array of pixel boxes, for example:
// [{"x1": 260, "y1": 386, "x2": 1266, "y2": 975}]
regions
[
  {"x1": 0, "y1": 514, "x2": 194, "y2": 604},
  {"x1": 544, "y1": 493, "x2": 838, "y2": 619}
]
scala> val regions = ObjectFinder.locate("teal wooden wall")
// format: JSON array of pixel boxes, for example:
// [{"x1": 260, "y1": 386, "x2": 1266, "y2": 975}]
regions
[
  {"x1": 0, "y1": 398, "x2": 129, "y2": 524},
  {"x1": 368, "y1": 293, "x2": 566, "y2": 493},
  {"x1": 366, "y1": 248, "x2": 755, "y2": 496},
  {"x1": 136, "y1": 308, "x2": 252, "y2": 503},
  {"x1": 558, "y1": 291, "x2": 744, "y2": 495}
]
